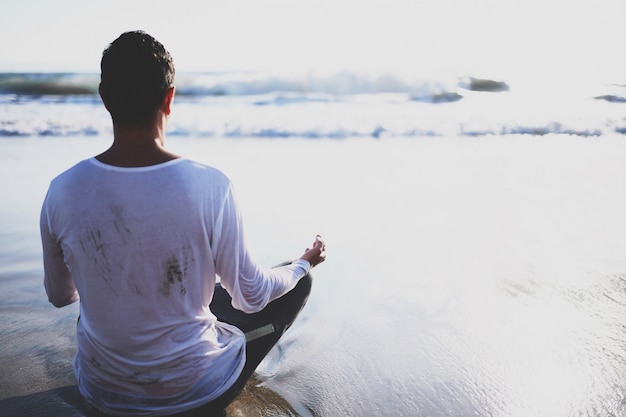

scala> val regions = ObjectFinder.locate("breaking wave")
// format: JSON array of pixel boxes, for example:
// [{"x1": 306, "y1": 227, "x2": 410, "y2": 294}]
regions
[
  {"x1": 0, "y1": 72, "x2": 512, "y2": 99},
  {"x1": 1, "y1": 72, "x2": 624, "y2": 139}
]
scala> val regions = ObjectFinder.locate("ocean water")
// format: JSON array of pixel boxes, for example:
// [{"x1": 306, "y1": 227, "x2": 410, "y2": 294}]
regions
[
  {"x1": 1, "y1": 71, "x2": 625, "y2": 139},
  {"x1": 1, "y1": 70, "x2": 626, "y2": 417}
]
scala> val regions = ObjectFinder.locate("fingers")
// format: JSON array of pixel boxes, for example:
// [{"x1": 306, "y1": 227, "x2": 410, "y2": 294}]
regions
[
  {"x1": 314, "y1": 234, "x2": 325, "y2": 249},
  {"x1": 302, "y1": 234, "x2": 327, "y2": 267},
  {"x1": 315, "y1": 234, "x2": 326, "y2": 263}
]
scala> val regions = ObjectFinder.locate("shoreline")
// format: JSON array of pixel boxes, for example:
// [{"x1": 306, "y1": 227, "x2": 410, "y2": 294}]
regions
[{"x1": 2, "y1": 135, "x2": 626, "y2": 416}]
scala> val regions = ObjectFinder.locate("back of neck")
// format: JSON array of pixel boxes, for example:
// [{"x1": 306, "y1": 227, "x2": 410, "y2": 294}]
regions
[{"x1": 96, "y1": 125, "x2": 179, "y2": 167}]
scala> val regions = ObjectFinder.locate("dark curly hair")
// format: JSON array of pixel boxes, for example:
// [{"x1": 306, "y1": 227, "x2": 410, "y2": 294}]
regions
[{"x1": 100, "y1": 31, "x2": 175, "y2": 126}]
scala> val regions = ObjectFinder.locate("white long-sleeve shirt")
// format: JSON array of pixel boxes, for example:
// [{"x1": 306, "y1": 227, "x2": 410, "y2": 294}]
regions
[{"x1": 40, "y1": 157, "x2": 309, "y2": 416}]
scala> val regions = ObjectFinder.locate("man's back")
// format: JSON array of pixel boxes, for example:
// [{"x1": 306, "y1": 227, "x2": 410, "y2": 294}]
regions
[{"x1": 42, "y1": 158, "x2": 246, "y2": 410}]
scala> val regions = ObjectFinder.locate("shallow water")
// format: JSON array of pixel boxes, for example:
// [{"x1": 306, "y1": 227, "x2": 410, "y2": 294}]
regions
[{"x1": 1, "y1": 136, "x2": 626, "y2": 416}]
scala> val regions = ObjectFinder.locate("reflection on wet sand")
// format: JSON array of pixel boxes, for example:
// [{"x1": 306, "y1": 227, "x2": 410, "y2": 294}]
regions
[{"x1": 0, "y1": 376, "x2": 299, "y2": 417}]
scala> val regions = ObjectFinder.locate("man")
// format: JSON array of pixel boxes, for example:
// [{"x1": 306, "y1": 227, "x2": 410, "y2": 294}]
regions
[{"x1": 40, "y1": 30, "x2": 326, "y2": 416}]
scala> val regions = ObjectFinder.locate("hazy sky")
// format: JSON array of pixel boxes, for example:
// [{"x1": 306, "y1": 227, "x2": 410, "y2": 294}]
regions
[{"x1": 1, "y1": 0, "x2": 624, "y2": 82}]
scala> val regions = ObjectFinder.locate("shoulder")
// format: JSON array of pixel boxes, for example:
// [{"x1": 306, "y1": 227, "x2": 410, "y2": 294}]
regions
[
  {"x1": 43, "y1": 159, "x2": 96, "y2": 209},
  {"x1": 49, "y1": 159, "x2": 95, "y2": 187},
  {"x1": 177, "y1": 159, "x2": 232, "y2": 186}
]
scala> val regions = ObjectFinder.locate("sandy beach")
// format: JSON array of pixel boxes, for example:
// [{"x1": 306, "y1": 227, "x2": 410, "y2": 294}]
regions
[
  {"x1": 2, "y1": 135, "x2": 626, "y2": 416},
  {"x1": 2, "y1": 0, "x2": 625, "y2": 414}
]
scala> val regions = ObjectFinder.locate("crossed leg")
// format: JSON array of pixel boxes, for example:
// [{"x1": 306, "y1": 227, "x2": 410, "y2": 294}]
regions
[{"x1": 196, "y1": 270, "x2": 313, "y2": 412}]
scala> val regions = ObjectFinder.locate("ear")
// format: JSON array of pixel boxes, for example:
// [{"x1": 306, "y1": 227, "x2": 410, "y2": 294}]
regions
[
  {"x1": 161, "y1": 86, "x2": 175, "y2": 116},
  {"x1": 98, "y1": 83, "x2": 111, "y2": 112}
]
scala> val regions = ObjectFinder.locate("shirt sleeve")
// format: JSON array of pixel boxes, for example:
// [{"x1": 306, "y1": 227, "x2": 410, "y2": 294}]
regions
[
  {"x1": 212, "y1": 182, "x2": 310, "y2": 313},
  {"x1": 40, "y1": 192, "x2": 79, "y2": 308}
]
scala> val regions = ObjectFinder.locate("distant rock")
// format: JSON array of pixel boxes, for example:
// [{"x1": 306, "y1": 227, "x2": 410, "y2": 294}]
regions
[
  {"x1": 461, "y1": 77, "x2": 510, "y2": 92},
  {"x1": 595, "y1": 95, "x2": 626, "y2": 103},
  {"x1": 410, "y1": 91, "x2": 463, "y2": 103},
  {"x1": 431, "y1": 92, "x2": 464, "y2": 103}
]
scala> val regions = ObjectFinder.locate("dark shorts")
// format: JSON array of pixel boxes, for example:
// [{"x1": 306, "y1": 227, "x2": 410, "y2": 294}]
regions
[{"x1": 198, "y1": 269, "x2": 313, "y2": 412}]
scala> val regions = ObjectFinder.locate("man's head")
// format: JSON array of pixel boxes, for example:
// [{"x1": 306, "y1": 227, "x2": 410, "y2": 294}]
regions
[{"x1": 100, "y1": 31, "x2": 175, "y2": 126}]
